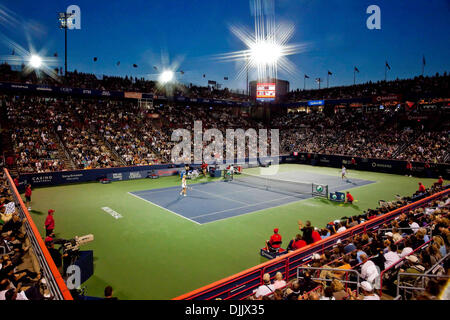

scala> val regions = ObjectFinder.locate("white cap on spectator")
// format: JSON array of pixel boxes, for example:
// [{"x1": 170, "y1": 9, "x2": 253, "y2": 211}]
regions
[
  {"x1": 360, "y1": 281, "x2": 373, "y2": 292},
  {"x1": 405, "y1": 255, "x2": 418, "y2": 263},
  {"x1": 385, "y1": 232, "x2": 393, "y2": 237},
  {"x1": 312, "y1": 253, "x2": 321, "y2": 260}
]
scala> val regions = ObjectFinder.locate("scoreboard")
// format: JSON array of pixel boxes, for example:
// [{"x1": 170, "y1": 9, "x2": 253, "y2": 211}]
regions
[{"x1": 256, "y1": 83, "x2": 276, "y2": 102}]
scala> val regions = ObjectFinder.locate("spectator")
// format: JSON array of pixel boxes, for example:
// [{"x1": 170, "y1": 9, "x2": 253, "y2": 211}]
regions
[
  {"x1": 360, "y1": 253, "x2": 379, "y2": 284},
  {"x1": 24, "y1": 184, "x2": 32, "y2": 211},
  {"x1": 266, "y1": 228, "x2": 282, "y2": 253},
  {"x1": 253, "y1": 273, "x2": 275, "y2": 299},
  {"x1": 298, "y1": 220, "x2": 314, "y2": 244},
  {"x1": 273, "y1": 272, "x2": 287, "y2": 290},
  {"x1": 104, "y1": 285, "x2": 118, "y2": 300},
  {"x1": 384, "y1": 244, "x2": 401, "y2": 269},
  {"x1": 287, "y1": 234, "x2": 307, "y2": 251}
]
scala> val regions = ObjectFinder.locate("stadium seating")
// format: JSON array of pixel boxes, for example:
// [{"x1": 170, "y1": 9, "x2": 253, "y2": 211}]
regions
[{"x1": 174, "y1": 185, "x2": 449, "y2": 300}]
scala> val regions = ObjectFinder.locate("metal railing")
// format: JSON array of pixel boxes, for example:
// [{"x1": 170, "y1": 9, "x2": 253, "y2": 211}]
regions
[
  {"x1": 296, "y1": 266, "x2": 361, "y2": 295},
  {"x1": 396, "y1": 270, "x2": 450, "y2": 300},
  {"x1": 53, "y1": 129, "x2": 76, "y2": 170}
]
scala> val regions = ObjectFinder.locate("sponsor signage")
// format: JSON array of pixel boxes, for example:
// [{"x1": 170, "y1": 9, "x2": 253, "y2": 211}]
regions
[{"x1": 308, "y1": 100, "x2": 324, "y2": 106}]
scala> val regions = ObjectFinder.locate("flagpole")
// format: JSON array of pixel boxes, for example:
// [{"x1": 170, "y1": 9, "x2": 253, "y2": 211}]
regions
[
  {"x1": 422, "y1": 56, "x2": 425, "y2": 77},
  {"x1": 246, "y1": 55, "x2": 249, "y2": 97},
  {"x1": 327, "y1": 74, "x2": 329, "y2": 88},
  {"x1": 385, "y1": 64, "x2": 387, "y2": 82},
  {"x1": 353, "y1": 69, "x2": 356, "y2": 85}
]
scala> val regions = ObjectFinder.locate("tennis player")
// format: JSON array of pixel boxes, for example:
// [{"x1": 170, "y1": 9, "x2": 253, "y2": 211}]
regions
[
  {"x1": 180, "y1": 174, "x2": 187, "y2": 197},
  {"x1": 341, "y1": 165, "x2": 347, "y2": 180}
]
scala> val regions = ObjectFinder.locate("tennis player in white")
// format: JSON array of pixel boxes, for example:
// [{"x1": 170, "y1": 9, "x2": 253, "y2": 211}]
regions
[
  {"x1": 180, "y1": 174, "x2": 187, "y2": 197},
  {"x1": 341, "y1": 165, "x2": 347, "y2": 180}
]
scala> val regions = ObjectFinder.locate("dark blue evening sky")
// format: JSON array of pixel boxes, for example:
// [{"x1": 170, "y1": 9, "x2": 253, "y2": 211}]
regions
[{"x1": 0, "y1": 0, "x2": 449, "y2": 91}]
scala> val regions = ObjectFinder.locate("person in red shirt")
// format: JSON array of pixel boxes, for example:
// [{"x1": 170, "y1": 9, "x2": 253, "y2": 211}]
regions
[
  {"x1": 345, "y1": 192, "x2": 354, "y2": 204},
  {"x1": 418, "y1": 182, "x2": 426, "y2": 193},
  {"x1": 201, "y1": 162, "x2": 208, "y2": 177},
  {"x1": 45, "y1": 209, "x2": 55, "y2": 236},
  {"x1": 13, "y1": 177, "x2": 19, "y2": 189},
  {"x1": 311, "y1": 229, "x2": 322, "y2": 243},
  {"x1": 406, "y1": 161, "x2": 412, "y2": 177},
  {"x1": 287, "y1": 234, "x2": 307, "y2": 251},
  {"x1": 266, "y1": 228, "x2": 282, "y2": 252},
  {"x1": 24, "y1": 184, "x2": 32, "y2": 210},
  {"x1": 433, "y1": 176, "x2": 444, "y2": 188}
]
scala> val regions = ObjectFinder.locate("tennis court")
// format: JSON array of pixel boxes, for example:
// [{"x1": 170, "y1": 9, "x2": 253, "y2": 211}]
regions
[{"x1": 129, "y1": 170, "x2": 375, "y2": 224}]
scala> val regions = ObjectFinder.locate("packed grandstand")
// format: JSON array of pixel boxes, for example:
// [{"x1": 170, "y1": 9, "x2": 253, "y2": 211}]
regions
[{"x1": 0, "y1": 66, "x2": 448, "y2": 174}]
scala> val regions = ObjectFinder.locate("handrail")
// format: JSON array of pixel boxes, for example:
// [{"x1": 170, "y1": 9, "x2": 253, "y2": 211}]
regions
[
  {"x1": 3, "y1": 168, "x2": 73, "y2": 300},
  {"x1": 396, "y1": 273, "x2": 450, "y2": 299},
  {"x1": 378, "y1": 239, "x2": 433, "y2": 296},
  {"x1": 296, "y1": 266, "x2": 361, "y2": 295},
  {"x1": 53, "y1": 128, "x2": 76, "y2": 170},
  {"x1": 174, "y1": 187, "x2": 450, "y2": 300}
]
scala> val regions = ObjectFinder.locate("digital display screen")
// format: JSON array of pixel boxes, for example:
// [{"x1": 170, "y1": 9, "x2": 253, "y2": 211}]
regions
[{"x1": 256, "y1": 83, "x2": 276, "y2": 102}]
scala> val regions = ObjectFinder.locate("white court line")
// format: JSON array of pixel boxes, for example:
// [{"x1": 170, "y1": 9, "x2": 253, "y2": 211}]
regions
[
  {"x1": 191, "y1": 188, "x2": 250, "y2": 205},
  {"x1": 190, "y1": 195, "x2": 299, "y2": 220},
  {"x1": 197, "y1": 195, "x2": 309, "y2": 225},
  {"x1": 127, "y1": 192, "x2": 201, "y2": 225}
]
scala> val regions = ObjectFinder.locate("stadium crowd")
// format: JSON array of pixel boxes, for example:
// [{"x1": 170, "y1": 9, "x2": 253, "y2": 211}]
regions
[
  {"x1": 251, "y1": 182, "x2": 449, "y2": 300},
  {"x1": 0, "y1": 63, "x2": 249, "y2": 102},
  {"x1": 286, "y1": 73, "x2": 449, "y2": 102},
  {"x1": 0, "y1": 175, "x2": 52, "y2": 300},
  {"x1": 275, "y1": 109, "x2": 449, "y2": 164},
  {"x1": 1, "y1": 69, "x2": 449, "y2": 174}
]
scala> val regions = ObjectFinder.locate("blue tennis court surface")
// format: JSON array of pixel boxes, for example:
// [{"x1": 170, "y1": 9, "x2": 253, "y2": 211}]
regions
[{"x1": 129, "y1": 171, "x2": 375, "y2": 224}]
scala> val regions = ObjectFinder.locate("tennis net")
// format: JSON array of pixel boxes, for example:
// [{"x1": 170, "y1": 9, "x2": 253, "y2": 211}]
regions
[{"x1": 230, "y1": 172, "x2": 314, "y2": 196}]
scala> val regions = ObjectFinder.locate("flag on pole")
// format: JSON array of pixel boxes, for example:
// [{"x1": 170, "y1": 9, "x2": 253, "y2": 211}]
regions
[
  {"x1": 385, "y1": 61, "x2": 391, "y2": 70},
  {"x1": 422, "y1": 55, "x2": 426, "y2": 66},
  {"x1": 54, "y1": 52, "x2": 58, "y2": 57},
  {"x1": 354, "y1": 66, "x2": 359, "y2": 73},
  {"x1": 153, "y1": 66, "x2": 158, "y2": 70},
  {"x1": 116, "y1": 61, "x2": 120, "y2": 66},
  {"x1": 328, "y1": 71, "x2": 332, "y2": 75},
  {"x1": 180, "y1": 70, "x2": 185, "y2": 75},
  {"x1": 315, "y1": 78, "x2": 321, "y2": 83},
  {"x1": 224, "y1": 76, "x2": 228, "y2": 80},
  {"x1": 133, "y1": 64, "x2": 138, "y2": 68},
  {"x1": 93, "y1": 57, "x2": 98, "y2": 62},
  {"x1": 304, "y1": 74, "x2": 310, "y2": 79},
  {"x1": 203, "y1": 74, "x2": 206, "y2": 78}
]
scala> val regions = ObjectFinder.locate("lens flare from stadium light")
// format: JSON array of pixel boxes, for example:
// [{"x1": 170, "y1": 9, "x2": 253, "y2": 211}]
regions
[
  {"x1": 28, "y1": 54, "x2": 42, "y2": 69},
  {"x1": 0, "y1": 33, "x2": 59, "y2": 81},
  {"x1": 213, "y1": 0, "x2": 308, "y2": 82},
  {"x1": 159, "y1": 70, "x2": 175, "y2": 84}
]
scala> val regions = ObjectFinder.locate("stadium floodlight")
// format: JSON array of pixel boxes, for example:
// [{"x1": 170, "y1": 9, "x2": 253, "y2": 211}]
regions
[
  {"x1": 159, "y1": 70, "x2": 175, "y2": 84},
  {"x1": 58, "y1": 11, "x2": 76, "y2": 77},
  {"x1": 28, "y1": 54, "x2": 42, "y2": 69},
  {"x1": 249, "y1": 40, "x2": 283, "y2": 66},
  {"x1": 212, "y1": 0, "x2": 307, "y2": 86}
]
